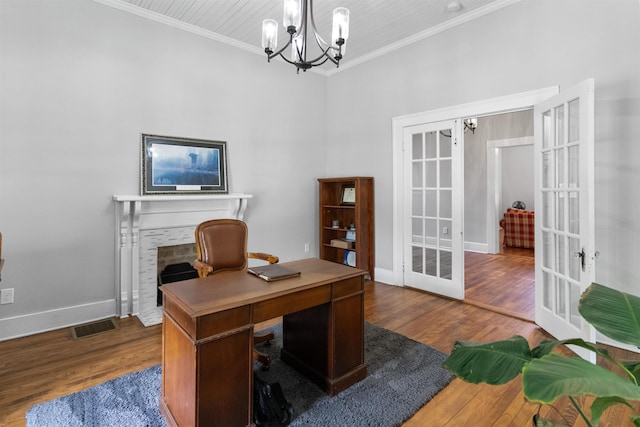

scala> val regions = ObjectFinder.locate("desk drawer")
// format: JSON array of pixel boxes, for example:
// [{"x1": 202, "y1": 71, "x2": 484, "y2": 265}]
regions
[
  {"x1": 253, "y1": 285, "x2": 331, "y2": 323},
  {"x1": 196, "y1": 306, "x2": 252, "y2": 340},
  {"x1": 164, "y1": 298, "x2": 251, "y2": 341},
  {"x1": 332, "y1": 276, "x2": 363, "y2": 299}
]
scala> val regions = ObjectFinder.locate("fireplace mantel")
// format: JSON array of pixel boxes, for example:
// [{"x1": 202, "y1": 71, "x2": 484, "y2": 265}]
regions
[{"x1": 113, "y1": 193, "x2": 252, "y2": 324}]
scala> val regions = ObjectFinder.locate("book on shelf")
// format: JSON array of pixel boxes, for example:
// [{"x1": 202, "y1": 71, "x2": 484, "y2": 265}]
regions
[
  {"x1": 330, "y1": 239, "x2": 355, "y2": 249},
  {"x1": 247, "y1": 264, "x2": 301, "y2": 282}
]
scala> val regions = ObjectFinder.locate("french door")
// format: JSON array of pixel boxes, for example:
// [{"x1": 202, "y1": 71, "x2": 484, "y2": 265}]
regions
[
  {"x1": 534, "y1": 79, "x2": 595, "y2": 360},
  {"x1": 403, "y1": 120, "x2": 464, "y2": 299}
]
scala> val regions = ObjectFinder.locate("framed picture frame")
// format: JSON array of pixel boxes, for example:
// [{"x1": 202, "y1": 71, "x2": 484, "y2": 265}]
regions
[
  {"x1": 141, "y1": 134, "x2": 228, "y2": 195},
  {"x1": 341, "y1": 185, "x2": 356, "y2": 205}
]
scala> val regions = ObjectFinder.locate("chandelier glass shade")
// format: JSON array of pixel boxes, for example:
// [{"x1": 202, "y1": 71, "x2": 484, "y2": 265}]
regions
[{"x1": 262, "y1": 0, "x2": 350, "y2": 73}]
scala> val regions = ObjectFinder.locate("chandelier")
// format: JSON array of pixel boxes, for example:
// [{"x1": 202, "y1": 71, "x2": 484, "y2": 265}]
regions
[{"x1": 261, "y1": 0, "x2": 350, "y2": 73}]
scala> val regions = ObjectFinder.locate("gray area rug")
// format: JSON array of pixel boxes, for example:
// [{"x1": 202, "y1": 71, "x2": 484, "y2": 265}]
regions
[{"x1": 26, "y1": 322, "x2": 452, "y2": 427}]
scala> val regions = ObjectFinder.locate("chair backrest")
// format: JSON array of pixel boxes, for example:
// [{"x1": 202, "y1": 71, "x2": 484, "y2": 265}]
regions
[{"x1": 195, "y1": 219, "x2": 248, "y2": 275}]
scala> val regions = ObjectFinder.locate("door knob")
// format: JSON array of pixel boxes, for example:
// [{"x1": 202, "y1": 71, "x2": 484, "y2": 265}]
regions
[{"x1": 573, "y1": 248, "x2": 586, "y2": 272}]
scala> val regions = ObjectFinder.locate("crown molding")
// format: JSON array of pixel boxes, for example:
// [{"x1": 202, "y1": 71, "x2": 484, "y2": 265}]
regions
[
  {"x1": 93, "y1": 0, "x2": 521, "y2": 78},
  {"x1": 327, "y1": 0, "x2": 522, "y2": 76},
  {"x1": 92, "y1": 0, "x2": 259, "y2": 55},
  {"x1": 91, "y1": 0, "x2": 329, "y2": 76}
]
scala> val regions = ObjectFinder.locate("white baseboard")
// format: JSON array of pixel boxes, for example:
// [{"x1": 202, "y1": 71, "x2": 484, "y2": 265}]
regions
[
  {"x1": 0, "y1": 299, "x2": 117, "y2": 341},
  {"x1": 373, "y1": 267, "x2": 398, "y2": 286},
  {"x1": 597, "y1": 333, "x2": 640, "y2": 354},
  {"x1": 464, "y1": 241, "x2": 488, "y2": 253}
]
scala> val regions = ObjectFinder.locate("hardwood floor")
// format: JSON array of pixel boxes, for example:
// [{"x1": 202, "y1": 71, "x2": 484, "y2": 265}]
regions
[
  {"x1": 464, "y1": 248, "x2": 535, "y2": 321},
  {"x1": 0, "y1": 317, "x2": 162, "y2": 426},
  {"x1": 2, "y1": 276, "x2": 638, "y2": 426}
]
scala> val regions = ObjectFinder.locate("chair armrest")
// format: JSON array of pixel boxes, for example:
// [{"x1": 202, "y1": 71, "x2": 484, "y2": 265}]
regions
[
  {"x1": 193, "y1": 260, "x2": 214, "y2": 277},
  {"x1": 248, "y1": 252, "x2": 279, "y2": 264}
]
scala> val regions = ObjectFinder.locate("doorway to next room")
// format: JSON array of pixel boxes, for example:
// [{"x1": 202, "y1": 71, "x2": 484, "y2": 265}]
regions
[{"x1": 463, "y1": 110, "x2": 535, "y2": 322}]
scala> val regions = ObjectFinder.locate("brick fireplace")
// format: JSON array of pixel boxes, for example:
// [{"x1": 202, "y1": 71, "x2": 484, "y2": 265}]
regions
[{"x1": 113, "y1": 194, "x2": 251, "y2": 326}]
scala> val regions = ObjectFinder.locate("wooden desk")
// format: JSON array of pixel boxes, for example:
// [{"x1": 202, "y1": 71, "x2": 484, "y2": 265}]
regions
[{"x1": 159, "y1": 258, "x2": 367, "y2": 427}]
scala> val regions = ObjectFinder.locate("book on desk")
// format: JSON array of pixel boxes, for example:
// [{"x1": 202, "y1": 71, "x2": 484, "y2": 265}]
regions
[{"x1": 247, "y1": 264, "x2": 301, "y2": 282}]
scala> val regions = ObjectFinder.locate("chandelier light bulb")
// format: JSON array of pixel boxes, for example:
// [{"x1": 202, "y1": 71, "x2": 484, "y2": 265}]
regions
[
  {"x1": 283, "y1": 0, "x2": 301, "y2": 32},
  {"x1": 332, "y1": 7, "x2": 349, "y2": 43},
  {"x1": 261, "y1": 19, "x2": 278, "y2": 52}
]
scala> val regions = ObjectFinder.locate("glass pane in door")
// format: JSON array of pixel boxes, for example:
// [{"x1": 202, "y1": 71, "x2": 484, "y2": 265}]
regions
[
  {"x1": 425, "y1": 248, "x2": 437, "y2": 276},
  {"x1": 412, "y1": 162, "x2": 423, "y2": 187},
  {"x1": 412, "y1": 246, "x2": 423, "y2": 273},
  {"x1": 568, "y1": 99, "x2": 580, "y2": 142},
  {"x1": 425, "y1": 218, "x2": 437, "y2": 247},
  {"x1": 412, "y1": 190, "x2": 423, "y2": 216},
  {"x1": 412, "y1": 218, "x2": 423, "y2": 245},
  {"x1": 412, "y1": 133, "x2": 423, "y2": 159},
  {"x1": 542, "y1": 110, "x2": 551, "y2": 149},
  {"x1": 425, "y1": 132, "x2": 437, "y2": 158},
  {"x1": 440, "y1": 250, "x2": 452, "y2": 279}
]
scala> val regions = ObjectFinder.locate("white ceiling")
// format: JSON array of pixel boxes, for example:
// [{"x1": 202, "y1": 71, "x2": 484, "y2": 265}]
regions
[{"x1": 100, "y1": 0, "x2": 519, "y2": 74}]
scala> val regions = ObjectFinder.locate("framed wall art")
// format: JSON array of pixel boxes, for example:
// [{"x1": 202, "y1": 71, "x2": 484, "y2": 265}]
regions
[{"x1": 141, "y1": 134, "x2": 228, "y2": 195}]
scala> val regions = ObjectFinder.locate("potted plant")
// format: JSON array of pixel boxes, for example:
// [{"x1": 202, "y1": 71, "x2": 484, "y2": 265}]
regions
[{"x1": 442, "y1": 283, "x2": 640, "y2": 427}]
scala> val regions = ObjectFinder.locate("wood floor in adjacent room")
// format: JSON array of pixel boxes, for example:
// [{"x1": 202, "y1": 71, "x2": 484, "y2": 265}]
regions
[
  {"x1": 465, "y1": 247, "x2": 535, "y2": 322},
  {"x1": 2, "y1": 276, "x2": 638, "y2": 426}
]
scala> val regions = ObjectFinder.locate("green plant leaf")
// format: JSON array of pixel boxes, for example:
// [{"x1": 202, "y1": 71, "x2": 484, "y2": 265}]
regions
[
  {"x1": 580, "y1": 283, "x2": 640, "y2": 347},
  {"x1": 533, "y1": 414, "x2": 569, "y2": 427},
  {"x1": 590, "y1": 396, "x2": 632, "y2": 426},
  {"x1": 622, "y1": 360, "x2": 640, "y2": 383},
  {"x1": 443, "y1": 335, "x2": 532, "y2": 385},
  {"x1": 523, "y1": 353, "x2": 640, "y2": 404},
  {"x1": 632, "y1": 415, "x2": 640, "y2": 427},
  {"x1": 532, "y1": 337, "x2": 606, "y2": 358},
  {"x1": 531, "y1": 339, "x2": 562, "y2": 358},
  {"x1": 532, "y1": 338, "x2": 619, "y2": 369}
]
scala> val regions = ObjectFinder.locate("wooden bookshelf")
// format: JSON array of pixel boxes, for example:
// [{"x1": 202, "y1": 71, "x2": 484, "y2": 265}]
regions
[{"x1": 318, "y1": 177, "x2": 374, "y2": 281}]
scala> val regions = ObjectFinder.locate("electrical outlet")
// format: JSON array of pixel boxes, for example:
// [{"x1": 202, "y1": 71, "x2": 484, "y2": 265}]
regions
[
  {"x1": 442, "y1": 227, "x2": 449, "y2": 235},
  {"x1": 0, "y1": 288, "x2": 14, "y2": 304},
  {"x1": 304, "y1": 243, "x2": 310, "y2": 253}
]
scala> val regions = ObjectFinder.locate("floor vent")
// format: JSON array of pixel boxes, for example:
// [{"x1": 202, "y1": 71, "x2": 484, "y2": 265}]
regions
[{"x1": 71, "y1": 318, "x2": 118, "y2": 339}]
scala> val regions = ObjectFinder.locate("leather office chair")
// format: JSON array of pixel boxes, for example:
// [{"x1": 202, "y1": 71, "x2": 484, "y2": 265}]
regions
[{"x1": 193, "y1": 219, "x2": 279, "y2": 370}]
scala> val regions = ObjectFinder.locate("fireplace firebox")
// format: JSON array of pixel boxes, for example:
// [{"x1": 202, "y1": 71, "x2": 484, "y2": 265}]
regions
[{"x1": 158, "y1": 262, "x2": 199, "y2": 306}]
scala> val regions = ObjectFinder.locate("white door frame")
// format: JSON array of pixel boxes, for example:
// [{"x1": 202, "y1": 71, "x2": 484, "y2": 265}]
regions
[
  {"x1": 392, "y1": 86, "x2": 558, "y2": 287},
  {"x1": 486, "y1": 136, "x2": 534, "y2": 254}
]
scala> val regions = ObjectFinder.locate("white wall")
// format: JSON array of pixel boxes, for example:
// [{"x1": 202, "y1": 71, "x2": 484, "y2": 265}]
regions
[
  {"x1": 501, "y1": 145, "x2": 534, "y2": 214},
  {"x1": 0, "y1": 0, "x2": 327, "y2": 338},
  {"x1": 464, "y1": 110, "x2": 533, "y2": 246},
  {"x1": 326, "y1": 0, "x2": 640, "y2": 297},
  {"x1": 2, "y1": 0, "x2": 639, "y2": 339}
]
